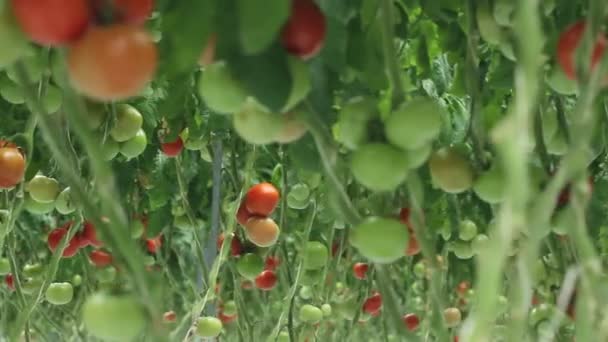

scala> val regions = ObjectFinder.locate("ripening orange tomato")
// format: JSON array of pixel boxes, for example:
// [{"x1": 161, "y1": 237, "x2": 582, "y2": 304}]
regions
[{"x1": 0, "y1": 146, "x2": 25, "y2": 189}]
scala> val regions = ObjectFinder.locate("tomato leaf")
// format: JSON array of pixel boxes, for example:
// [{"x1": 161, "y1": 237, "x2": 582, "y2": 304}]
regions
[{"x1": 237, "y1": 0, "x2": 290, "y2": 55}]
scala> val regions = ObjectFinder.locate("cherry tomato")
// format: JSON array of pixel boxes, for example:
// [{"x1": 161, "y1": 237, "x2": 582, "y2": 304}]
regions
[
  {"x1": 221, "y1": 301, "x2": 237, "y2": 317},
  {"x1": 196, "y1": 316, "x2": 223, "y2": 338},
  {"x1": 349, "y1": 217, "x2": 409, "y2": 264},
  {"x1": 281, "y1": 0, "x2": 326, "y2": 60},
  {"x1": 236, "y1": 253, "x2": 264, "y2": 280},
  {"x1": 236, "y1": 203, "x2": 253, "y2": 226},
  {"x1": 110, "y1": 105, "x2": 143, "y2": 142},
  {"x1": 112, "y1": 0, "x2": 154, "y2": 25},
  {"x1": 245, "y1": 183, "x2": 280, "y2": 216},
  {"x1": 557, "y1": 21, "x2": 606, "y2": 80},
  {"x1": 429, "y1": 147, "x2": 473, "y2": 194},
  {"x1": 78, "y1": 221, "x2": 103, "y2": 248},
  {"x1": 198, "y1": 61, "x2": 248, "y2": 114},
  {"x1": 385, "y1": 97, "x2": 443, "y2": 150},
  {"x1": 22, "y1": 263, "x2": 44, "y2": 278},
  {"x1": 120, "y1": 129, "x2": 148, "y2": 158},
  {"x1": 351, "y1": 143, "x2": 409, "y2": 192},
  {"x1": 352, "y1": 262, "x2": 369, "y2": 280},
  {"x1": 27, "y1": 175, "x2": 60, "y2": 204},
  {"x1": 254, "y1": 270, "x2": 277, "y2": 291},
  {"x1": 45, "y1": 282, "x2": 74, "y2": 305},
  {"x1": 363, "y1": 292, "x2": 382, "y2": 315},
  {"x1": 47, "y1": 225, "x2": 81, "y2": 258},
  {"x1": 275, "y1": 111, "x2": 309, "y2": 144},
  {"x1": 11, "y1": 0, "x2": 91, "y2": 45},
  {"x1": 402, "y1": 313, "x2": 420, "y2": 331},
  {"x1": 0, "y1": 146, "x2": 25, "y2": 189},
  {"x1": 443, "y1": 307, "x2": 462, "y2": 327},
  {"x1": 68, "y1": 24, "x2": 157, "y2": 101},
  {"x1": 456, "y1": 281, "x2": 470, "y2": 297},
  {"x1": 459, "y1": 220, "x2": 478, "y2": 241},
  {"x1": 89, "y1": 250, "x2": 113, "y2": 267},
  {"x1": 264, "y1": 255, "x2": 280, "y2": 271},
  {"x1": 303, "y1": 241, "x2": 328, "y2": 270},
  {"x1": 163, "y1": 310, "x2": 177, "y2": 323},
  {"x1": 233, "y1": 102, "x2": 283, "y2": 145},
  {"x1": 243, "y1": 217, "x2": 280, "y2": 248},
  {"x1": 161, "y1": 136, "x2": 184, "y2": 157},
  {"x1": 83, "y1": 293, "x2": 146, "y2": 341},
  {"x1": 299, "y1": 304, "x2": 323, "y2": 323},
  {"x1": 218, "y1": 311, "x2": 237, "y2": 324},
  {"x1": 146, "y1": 235, "x2": 162, "y2": 253},
  {"x1": 336, "y1": 97, "x2": 377, "y2": 150},
  {"x1": 55, "y1": 187, "x2": 76, "y2": 215},
  {"x1": 216, "y1": 233, "x2": 242, "y2": 257},
  {"x1": 5, "y1": 273, "x2": 15, "y2": 291}
]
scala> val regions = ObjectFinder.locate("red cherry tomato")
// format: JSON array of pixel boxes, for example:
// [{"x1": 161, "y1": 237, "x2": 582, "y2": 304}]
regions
[
  {"x1": 11, "y1": 0, "x2": 91, "y2": 45},
  {"x1": 405, "y1": 235, "x2": 421, "y2": 256},
  {"x1": 264, "y1": 255, "x2": 280, "y2": 271},
  {"x1": 216, "y1": 233, "x2": 242, "y2": 257},
  {"x1": 254, "y1": 270, "x2": 278, "y2": 291},
  {"x1": 0, "y1": 147, "x2": 26, "y2": 189},
  {"x1": 236, "y1": 203, "x2": 253, "y2": 226},
  {"x1": 352, "y1": 262, "x2": 369, "y2": 280},
  {"x1": 79, "y1": 221, "x2": 103, "y2": 248},
  {"x1": 281, "y1": 0, "x2": 326, "y2": 59},
  {"x1": 161, "y1": 137, "x2": 184, "y2": 157},
  {"x1": 245, "y1": 182, "x2": 280, "y2": 216},
  {"x1": 5, "y1": 273, "x2": 15, "y2": 291},
  {"x1": 363, "y1": 292, "x2": 382, "y2": 315},
  {"x1": 218, "y1": 311, "x2": 237, "y2": 324},
  {"x1": 48, "y1": 225, "x2": 81, "y2": 258},
  {"x1": 112, "y1": 0, "x2": 154, "y2": 25},
  {"x1": 146, "y1": 235, "x2": 162, "y2": 253},
  {"x1": 557, "y1": 21, "x2": 607, "y2": 80},
  {"x1": 402, "y1": 313, "x2": 420, "y2": 331},
  {"x1": 68, "y1": 24, "x2": 158, "y2": 101},
  {"x1": 163, "y1": 310, "x2": 177, "y2": 323},
  {"x1": 89, "y1": 250, "x2": 113, "y2": 267}
]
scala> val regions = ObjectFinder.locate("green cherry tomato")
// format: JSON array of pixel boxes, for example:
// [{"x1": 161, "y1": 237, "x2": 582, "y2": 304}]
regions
[
  {"x1": 529, "y1": 303, "x2": 553, "y2": 327},
  {"x1": 120, "y1": 129, "x2": 147, "y2": 159},
  {"x1": 72, "y1": 274, "x2": 82, "y2": 287},
  {"x1": 0, "y1": 5, "x2": 30, "y2": 68},
  {"x1": 27, "y1": 175, "x2": 60, "y2": 204},
  {"x1": 233, "y1": 100, "x2": 283, "y2": 145},
  {"x1": 321, "y1": 303, "x2": 332, "y2": 317},
  {"x1": 55, "y1": 187, "x2": 76, "y2": 215},
  {"x1": 0, "y1": 258, "x2": 10, "y2": 275},
  {"x1": 299, "y1": 304, "x2": 323, "y2": 323},
  {"x1": 413, "y1": 261, "x2": 426, "y2": 279},
  {"x1": 351, "y1": 143, "x2": 409, "y2": 192},
  {"x1": 303, "y1": 241, "x2": 328, "y2": 270},
  {"x1": 198, "y1": 61, "x2": 248, "y2": 114},
  {"x1": 21, "y1": 278, "x2": 43, "y2": 295},
  {"x1": 101, "y1": 138, "x2": 119, "y2": 161},
  {"x1": 350, "y1": 217, "x2": 409, "y2": 264},
  {"x1": 451, "y1": 240, "x2": 474, "y2": 260},
  {"x1": 110, "y1": 105, "x2": 143, "y2": 142},
  {"x1": 23, "y1": 263, "x2": 45, "y2": 278},
  {"x1": 96, "y1": 266, "x2": 117, "y2": 284},
  {"x1": 406, "y1": 144, "x2": 432, "y2": 169},
  {"x1": 83, "y1": 293, "x2": 146, "y2": 341},
  {"x1": 222, "y1": 300, "x2": 237, "y2": 317},
  {"x1": 196, "y1": 316, "x2": 223, "y2": 338},
  {"x1": 236, "y1": 253, "x2": 264, "y2": 280},
  {"x1": 299, "y1": 285, "x2": 313, "y2": 300},
  {"x1": 429, "y1": 147, "x2": 473, "y2": 194},
  {"x1": 385, "y1": 97, "x2": 443, "y2": 150},
  {"x1": 46, "y1": 282, "x2": 74, "y2": 305},
  {"x1": 471, "y1": 234, "x2": 489, "y2": 255},
  {"x1": 473, "y1": 165, "x2": 505, "y2": 204},
  {"x1": 336, "y1": 97, "x2": 377, "y2": 150},
  {"x1": 24, "y1": 194, "x2": 56, "y2": 214},
  {"x1": 458, "y1": 220, "x2": 478, "y2": 241}
]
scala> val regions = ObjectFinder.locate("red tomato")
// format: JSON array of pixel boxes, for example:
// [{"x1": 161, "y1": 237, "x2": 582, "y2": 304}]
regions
[
  {"x1": 456, "y1": 281, "x2": 470, "y2": 297},
  {"x1": 113, "y1": 0, "x2": 154, "y2": 25},
  {"x1": 352, "y1": 262, "x2": 369, "y2": 280},
  {"x1": 146, "y1": 235, "x2": 162, "y2": 253},
  {"x1": 363, "y1": 292, "x2": 382, "y2": 314},
  {"x1": 281, "y1": 0, "x2": 326, "y2": 59},
  {"x1": 163, "y1": 310, "x2": 177, "y2": 323},
  {"x1": 218, "y1": 311, "x2": 237, "y2": 324},
  {"x1": 245, "y1": 182, "x2": 280, "y2": 216},
  {"x1": 48, "y1": 225, "x2": 81, "y2": 258},
  {"x1": 402, "y1": 313, "x2": 420, "y2": 331},
  {"x1": 557, "y1": 21, "x2": 607, "y2": 80},
  {"x1": 5, "y1": 273, "x2": 14, "y2": 291},
  {"x1": 264, "y1": 255, "x2": 280, "y2": 271},
  {"x1": 216, "y1": 233, "x2": 242, "y2": 257},
  {"x1": 161, "y1": 137, "x2": 184, "y2": 157},
  {"x1": 405, "y1": 235, "x2": 421, "y2": 256},
  {"x1": 254, "y1": 270, "x2": 277, "y2": 291},
  {"x1": 68, "y1": 24, "x2": 158, "y2": 101},
  {"x1": 0, "y1": 147, "x2": 26, "y2": 189},
  {"x1": 89, "y1": 250, "x2": 113, "y2": 267},
  {"x1": 79, "y1": 221, "x2": 103, "y2": 248},
  {"x1": 11, "y1": 0, "x2": 91, "y2": 45},
  {"x1": 236, "y1": 203, "x2": 253, "y2": 226}
]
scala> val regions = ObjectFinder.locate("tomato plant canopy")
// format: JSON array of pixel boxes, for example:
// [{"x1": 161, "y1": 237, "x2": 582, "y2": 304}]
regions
[{"x1": 1, "y1": 0, "x2": 608, "y2": 341}]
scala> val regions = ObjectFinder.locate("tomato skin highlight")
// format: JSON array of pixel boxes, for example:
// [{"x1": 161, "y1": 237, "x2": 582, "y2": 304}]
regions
[
  {"x1": 281, "y1": 0, "x2": 326, "y2": 59},
  {"x1": 352, "y1": 262, "x2": 369, "y2": 280},
  {"x1": 557, "y1": 21, "x2": 606, "y2": 80},
  {"x1": 0, "y1": 147, "x2": 25, "y2": 189},
  {"x1": 161, "y1": 137, "x2": 184, "y2": 157},
  {"x1": 89, "y1": 250, "x2": 113, "y2": 267},
  {"x1": 245, "y1": 182, "x2": 280, "y2": 216},
  {"x1": 68, "y1": 24, "x2": 157, "y2": 101},
  {"x1": 254, "y1": 270, "x2": 278, "y2": 291},
  {"x1": 11, "y1": 0, "x2": 91, "y2": 45}
]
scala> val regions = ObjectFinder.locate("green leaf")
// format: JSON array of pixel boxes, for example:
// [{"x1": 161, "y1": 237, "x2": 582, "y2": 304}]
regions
[
  {"x1": 238, "y1": 0, "x2": 290, "y2": 55},
  {"x1": 288, "y1": 134, "x2": 322, "y2": 172}
]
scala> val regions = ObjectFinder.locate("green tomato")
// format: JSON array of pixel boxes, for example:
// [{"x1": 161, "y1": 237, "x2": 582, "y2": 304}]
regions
[
  {"x1": 55, "y1": 187, "x2": 76, "y2": 215},
  {"x1": 130, "y1": 220, "x2": 145, "y2": 239},
  {"x1": 350, "y1": 217, "x2": 409, "y2": 264},
  {"x1": 0, "y1": 5, "x2": 30, "y2": 68},
  {"x1": 120, "y1": 129, "x2": 147, "y2": 159},
  {"x1": 299, "y1": 285, "x2": 313, "y2": 300},
  {"x1": 351, "y1": 143, "x2": 409, "y2": 192},
  {"x1": 283, "y1": 57, "x2": 311, "y2": 112},
  {"x1": 321, "y1": 303, "x2": 332, "y2": 317},
  {"x1": 459, "y1": 220, "x2": 478, "y2": 241},
  {"x1": 288, "y1": 183, "x2": 309, "y2": 201},
  {"x1": 471, "y1": 234, "x2": 489, "y2": 255},
  {"x1": 72, "y1": 274, "x2": 82, "y2": 287},
  {"x1": 303, "y1": 241, "x2": 328, "y2": 270},
  {"x1": 336, "y1": 97, "x2": 377, "y2": 150},
  {"x1": 21, "y1": 278, "x2": 43, "y2": 295},
  {"x1": 413, "y1": 261, "x2": 426, "y2": 278},
  {"x1": 473, "y1": 165, "x2": 505, "y2": 204},
  {"x1": 452, "y1": 240, "x2": 474, "y2": 260},
  {"x1": 0, "y1": 76, "x2": 25, "y2": 104},
  {"x1": 233, "y1": 100, "x2": 282, "y2": 145},
  {"x1": 82, "y1": 293, "x2": 146, "y2": 341},
  {"x1": 299, "y1": 269, "x2": 323, "y2": 286},
  {"x1": 236, "y1": 253, "x2": 264, "y2": 280},
  {"x1": 198, "y1": 61, "x2": 248, "y2": 114},
  {"x1": 406, "y1": 144, "x2": 432, "y2": 169},
  {"x1": 299, "y1": 304, "x2": 323, "y2": 323},
  {"x1": 275, "y1": 112, "x2": 308, "y2": 144},
  {"x1": 96, "y1": 266, "x2": 117, "y2": 283},
  {"x1": 110, "y1": 105, "x2": 143, "y2": 142},
  {"x1": 0, "y1": 258, "x2": 10, "y2": 275},
  {"x1": 24, "y1": 194, "x2": 55, "y2": 214},
  {"x1": 101, "y1": 138, "x2": 119, "y2": 161},
  {"x1": 546, "y1": 67, "x2": 577, "y2": 96},
  {"x1": 222, "y1": 300, "x2": 237, "y2": 317},
  {"x1": 429, "y1": 147, "x2": 473, "y2": 194},
  {"x1": 46, "y1": 282, "x2": 74, "y2": 305},
  {"x1": 196, "y1": 316, "x2": 223, "y2": 337},
  {"x1": 23, "y1": 263, "x2": 45, "y2": 278},
  {"x1": 86, "y1": 102, "x2": 107, "y2": 131},
  {"x1": 27, "y1": 175, "x2": 60, "y2": 204},
  {"x1": 385, "y1": 97, "x2": 443, "y2": 150}
]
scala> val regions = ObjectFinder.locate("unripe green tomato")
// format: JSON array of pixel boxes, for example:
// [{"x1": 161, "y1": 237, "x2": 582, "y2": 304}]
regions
[
  {"x1": 86, "y1": 102, "x2": 107, "y2": 130},
  {"x1": 300, "y1": 270, "x2": 323, "y2": 286},
  {"x1": 96, "y1": 266, "x2": 117, "y2": 283},
  {"x1": 303, "y1": 241, "x2": 328, "y2": 270},
  {"x1": 473, "y1": 165, "x2": 505, "y2": 204},
  {"x1": 299, "y1": 286, "x2": 313, "y2": 300},
  {"x1": 452, "y1": 240, "x2": 474, "y2": 260},
  {"x1": 110, "y1": 105, "x2": 143, "y2": 142},
  {"x1": 55, "y1": 187, "x2": 76, "y2": 215},
  {"x1": 385, "y1": 97, "x2": 443, "y2": 150},
  {"x1": 72, "y1": 274, "x2": 82, "y2": 287},
  {"x1": 299, "y1": 304, "x2": 323, "y2": 323},
  {"x1": 236, "y1": 253, "x2": 264, "y2": 280},
  {"x1": 45, "y1": 282, "x2": 74, "y2": 305},
  {"x1": 429, "y1": 147, "x2": 473, "y2": 194},
  {"x1": 101, "y1": 138, "x2": 119, "y2": 161},
  {"x1": 120, "y1": 129, "x2": 147, "y2": 159},
  {"x1": 413, "y1": 261, "x2": 426, "y2": 278},
  {"x1": 27, "y1": 175, "x2": 60, "y2": 204},
  {"x1": 471, "y1": 234, "x2": 489, "y2": 255},
  {"x1": 336, "y1": 97, "x2": 377, "y2": 150},
  {"x1": 350, "y1": 217, "x2": 409, "y2": 264},
  {"x1": 24, "y1": 194, "x2": 55, "y2": 214},
  {"x1": 0, "y1": 76, "x2": 24, "y2": 104},
  {"x1": 459, "y1": 220, "x2": 478, "y2": 241},
  {"x1": 196, "y1": 316, "x2": 223, "y2": 338},
  {"x1": 321, "y1": 303, "x2": 332, "y2": 317},
  {"x1": 406, "y1": 144, "x2": 432, "y2": 169},
  {"x1": 130, "y1": 220, "x2": 145, "y2": 239},
  {"x1": 0, "y1": 258, "x2": 10, "y2": 275},
  {"x1": 233, "y1": 101, "x2": 282, "y2": 145},
  {"x1": 351, "y1": 143, "x2": 409, "y2": 192},
  {"x1": 83, "y1": 293, "x2": 146, "y2": 341},
  {"x1": 198, "y1": 61, "x2": 248, "y2": 114},
  {"x1": 222, "y1": 300, "x2": 237, "y2": 317},
  {"x1": 23, "y1": 263, "x2": 45, "y2": 278},
  {"x1": 21, "y1": 278, "x2": 43, "y2": 295}
]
